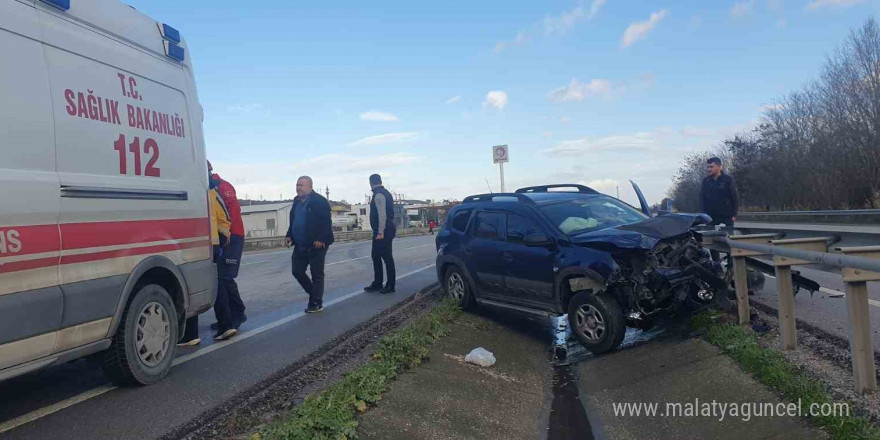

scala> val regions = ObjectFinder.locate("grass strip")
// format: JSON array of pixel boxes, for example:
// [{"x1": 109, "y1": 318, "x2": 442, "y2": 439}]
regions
[
  {"x1": 692, "y1": 311, "x2": 880, "y2": 440},
  {"x1": 255, "y1": 297, "x2": 462, "y2": 440}
]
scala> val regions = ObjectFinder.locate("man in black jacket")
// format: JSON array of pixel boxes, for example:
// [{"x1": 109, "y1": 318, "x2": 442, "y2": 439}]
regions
[
  {"x1": 701, "y1": 157, "x2": 738, "y2": 262},
  {"x1": 700, "y1": 157, "x2": 739, "y2": 228},
  {"x1": 364, "y1": 174, "x2": 397, "y2": 294},
  {"x1": 285, "y1": 176, "x2": 335, "y2": 313}
]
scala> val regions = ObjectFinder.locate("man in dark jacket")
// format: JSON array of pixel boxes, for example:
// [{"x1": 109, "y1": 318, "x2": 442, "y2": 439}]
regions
[
  {"x1": 700, "y1": 157, "x2": 739, "y2": 228},
  {"x1": 285, "y1": 176, "x2": 335, "y2": 313},
  {"x1": 701, "y1": 157, "x2": 738, "y2": 262},
  {"x1": 364, "y1": 174, "x2": 397, "y2": 294}
]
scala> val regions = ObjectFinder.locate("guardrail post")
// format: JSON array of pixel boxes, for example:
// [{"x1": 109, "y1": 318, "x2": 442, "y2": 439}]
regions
[
  {"x1": 727, "y1": 234, "x2": 776, "y2": 326},
  {"x1": 770, "y1": 237, "x2": 833, "y2": 350},
  {"x1": 732, "y1": 257, "x2": 750, "y2": 325},
  {"x1": 837, "y1": 246, "x2": 880, "y2": 394}
]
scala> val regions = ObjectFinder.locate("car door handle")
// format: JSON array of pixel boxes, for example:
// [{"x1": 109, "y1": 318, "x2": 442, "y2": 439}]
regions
[{"x1": 502, "y1": 252, "x2": 514, "y2": 263}]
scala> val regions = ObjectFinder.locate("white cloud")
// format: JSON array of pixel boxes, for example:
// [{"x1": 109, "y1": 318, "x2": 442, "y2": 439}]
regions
[
  {"x1": 349, "y1": 132, "x2": 422, "y2": 147},
  {"x1": 544, "y1": 0, "x2": 606, "y2": 34},
  {"x1": 483, "y1": 91, "x2": 508, "y2": 110},
  {"x1": 583, "y1": 179, "x2": 619, "y2": 193},
  {"x1": 540, "y1": 132, "x2": 656, "y2": 157},
  {"x1": 806, "y1": 0, "x2": 863, "y2": 10},
  {"x1": 494, "y1": 31, "x2": 529, "y2": 53},
  {"x1": 211, "y1": 152, "x2": 422, "y2": 201},
  {"x1": 445, "y1": 95, "x2": 461, "y2": 104},
  {"x1": 548, "y1": 78, "x2": 614, "y2": 102},
  {"x1": 343, "y1": 153, "x2": 419, "y2": 171},
  {"x1": 560, "y1": 116, "x2": 572, "y2": 124},
  {"x1": 731, "y1": 1, "x2": 755, "y2": 19},
  {"x1": 359, "y1": 111, "x2": 400, "y2": 122},
  {"x1": 543, "y1": 132, "x2": 553, "y2": 139},
  {"x1": 679, "y1": 126, "x2": 715, "y2": 137},
  {"x1": 621, "y1": 10, "x2": 669, "y2": 48}
]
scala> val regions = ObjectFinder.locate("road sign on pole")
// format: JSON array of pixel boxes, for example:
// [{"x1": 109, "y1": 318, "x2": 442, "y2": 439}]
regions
[{"x1": 493, "y1": 145, "x2": 508, "y2": 192}]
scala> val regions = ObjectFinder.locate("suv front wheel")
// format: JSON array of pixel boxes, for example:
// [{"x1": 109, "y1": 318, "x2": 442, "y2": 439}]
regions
[{"x1": 568, "y1": 291, "x2": 625, "y2": 354}]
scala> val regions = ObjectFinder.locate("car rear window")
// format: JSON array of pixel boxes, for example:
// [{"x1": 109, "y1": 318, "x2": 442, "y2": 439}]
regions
[
  {"x1": 449, "y1": 209, "x2": 472, "y2": 232},
  {"x1": 474, "y1": 211, "x2": 504, "y2": 241}
]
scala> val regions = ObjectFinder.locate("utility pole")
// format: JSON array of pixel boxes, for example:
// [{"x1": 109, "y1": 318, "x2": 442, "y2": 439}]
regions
[{"x1": 325, "y1": 185, "x2": 330, "y2": 200}]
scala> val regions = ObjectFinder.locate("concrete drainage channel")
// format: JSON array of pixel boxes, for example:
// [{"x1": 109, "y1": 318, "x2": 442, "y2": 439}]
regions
[{"x1": 547, "y1": 315, "x2": 671, "y2": 440}]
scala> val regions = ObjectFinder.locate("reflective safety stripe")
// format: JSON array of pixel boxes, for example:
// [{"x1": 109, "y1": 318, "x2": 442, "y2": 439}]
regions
[{"x1": 0, "y1": 218, "x2": 211, "y2": 296}]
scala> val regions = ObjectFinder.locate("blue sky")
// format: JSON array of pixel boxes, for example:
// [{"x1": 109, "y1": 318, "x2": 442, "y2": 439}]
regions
[{"x1": 135, "y1": 0, "x2": 878, "y2": 206}]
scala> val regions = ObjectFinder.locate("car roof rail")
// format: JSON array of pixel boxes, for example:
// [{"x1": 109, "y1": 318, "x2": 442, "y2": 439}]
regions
[
  {"x1": 514, "y1": 184, "x2": 598, "y2": 194},
  {"x1": 462, "y1": 193, "x2": 536, "y2": 205}
]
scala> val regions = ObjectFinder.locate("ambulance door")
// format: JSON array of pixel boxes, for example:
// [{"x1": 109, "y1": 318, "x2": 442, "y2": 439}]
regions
[
  {"x1": 0, "y1": 0, "x2": 63, "y2": 370},
  {"x1": 37, "y1": 2, "x2": 207, "y2": 341}
]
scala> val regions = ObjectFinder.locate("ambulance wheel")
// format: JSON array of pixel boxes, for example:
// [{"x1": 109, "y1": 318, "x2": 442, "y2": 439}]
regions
[{"x1": 102, "y1": 284, "x2": 178, "y2": 386}]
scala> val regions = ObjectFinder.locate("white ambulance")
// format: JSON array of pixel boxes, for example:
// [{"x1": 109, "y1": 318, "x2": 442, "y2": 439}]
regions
[{"x1": 0, "y1": 0, "x2": 215, "y2": 385}]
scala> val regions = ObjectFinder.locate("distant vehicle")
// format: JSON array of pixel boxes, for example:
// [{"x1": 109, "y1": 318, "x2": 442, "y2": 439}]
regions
[
  {"x1": 0, "y1": 0, "x2": 214, "y2": 385},
  {"x1": 332, "y1": 216, "x2": 356, "y2": 228},
  {"x1": 435, "y1": 184, "x2": 727, "y2": 354}
]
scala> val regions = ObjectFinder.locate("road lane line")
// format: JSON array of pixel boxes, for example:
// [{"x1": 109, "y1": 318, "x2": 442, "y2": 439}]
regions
[
  {"x1": 0, "y1": 385, "x2": 117, "y2": 434},
  {"x1": 0, "y1": 264, "x2": 436, "y2": 435},
  {"x1": 404, "y1": 243, "x2": 435, "y2": 250}
]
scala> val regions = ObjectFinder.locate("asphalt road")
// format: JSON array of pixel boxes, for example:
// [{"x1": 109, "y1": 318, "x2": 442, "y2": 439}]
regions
[
  {"x1": 749, "y1": 261, "x2": 880, "y2": 351},
  {"x1": 0, "y1": 234, "x2": 439, "y2": 440}
]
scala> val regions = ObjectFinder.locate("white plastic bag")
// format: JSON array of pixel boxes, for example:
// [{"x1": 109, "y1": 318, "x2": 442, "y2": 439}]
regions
[{"x1": 465, "y1": 347, "x2": 496, "y2": 367}]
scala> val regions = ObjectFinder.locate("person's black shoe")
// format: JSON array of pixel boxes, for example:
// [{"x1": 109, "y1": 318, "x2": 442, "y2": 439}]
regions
[
  {"x1": 380, "y1": 286, "x2": 395, "y2": 294},
  {"x1": 213, "y1": 314, "x2": 247, "y2": 331},
  {"x1": 364, "y1": 284, "x2": 383, "y2": 293},
  {"x1": 305, "y1": 304, "x2": 324, "y2": 313}
]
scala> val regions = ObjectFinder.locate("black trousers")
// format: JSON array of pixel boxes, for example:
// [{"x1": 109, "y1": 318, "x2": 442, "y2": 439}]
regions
[
  {"x1": 292, "y1": 245, "x2": 328, "y2": 306},
  {"x1": 220, "y1": 235, "x2": 246, "y2": 321},
  {"x1": 371, "y1": 235, "x2": 396, "y2": 288},
  {"x1": 212, "y1": 244, "x2": 235, "y2": 332}
]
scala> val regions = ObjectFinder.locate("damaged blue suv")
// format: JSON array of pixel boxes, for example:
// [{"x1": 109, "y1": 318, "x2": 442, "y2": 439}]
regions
[{"x1": 436, "y1": 184, "x2": 727, "y2": 354}]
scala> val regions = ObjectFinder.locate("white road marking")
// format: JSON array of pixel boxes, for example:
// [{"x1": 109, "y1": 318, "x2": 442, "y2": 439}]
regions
[
  {"x1": 0, "y1": 264, "x2": 436, "y2": 435},
  {"x1": 404, "y1": 243, "x2": 435, "y2": 250},
  {"x1": 326, "y1": 255, "x2": 371, "y2": 266},
  {"x1": 763, "y1": 274, "x2": 878, "y2": 306}
]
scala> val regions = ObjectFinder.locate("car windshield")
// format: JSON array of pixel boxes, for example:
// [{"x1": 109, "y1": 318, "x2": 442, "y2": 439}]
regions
[{"x1": 539, "y1": 196, "x2": 648, "y2": 235}]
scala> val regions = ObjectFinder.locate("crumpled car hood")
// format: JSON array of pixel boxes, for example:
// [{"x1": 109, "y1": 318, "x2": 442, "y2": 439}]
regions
[{"x1": 569, "y1": 213, "x2": 712, "y2": 250}]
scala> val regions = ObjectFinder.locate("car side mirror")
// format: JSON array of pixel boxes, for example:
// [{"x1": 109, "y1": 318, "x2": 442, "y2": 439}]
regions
[{"x1": 523, "y1": 232, "x2": 552, "y2": 247}]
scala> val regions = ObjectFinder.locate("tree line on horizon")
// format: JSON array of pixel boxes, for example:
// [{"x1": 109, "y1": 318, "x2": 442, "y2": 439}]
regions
[{"x1": 668, "y1": 18, "x2": 880, "y2": 213}]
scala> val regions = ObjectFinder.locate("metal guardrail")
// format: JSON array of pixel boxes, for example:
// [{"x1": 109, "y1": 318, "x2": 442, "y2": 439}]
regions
[
  {"x1": 244, "y1": 228, "x2": 429, "y2": 250},
  {"x1": 735, "y1": 209, "x2": 880, "y2": 250},
  {"x1": 703, "y1": 223, "x2": 880, "y2": 394}
]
